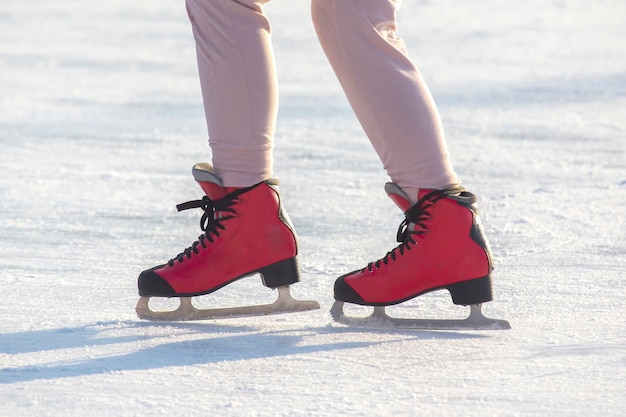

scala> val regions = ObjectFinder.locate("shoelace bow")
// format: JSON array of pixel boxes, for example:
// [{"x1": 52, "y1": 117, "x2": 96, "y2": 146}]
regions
[
  {"x1": 365, "y1": 187, "x2": 465, "y2": 272},
  {"x1": 167, "y1": 192, "x2": 241, "y2": 266}
]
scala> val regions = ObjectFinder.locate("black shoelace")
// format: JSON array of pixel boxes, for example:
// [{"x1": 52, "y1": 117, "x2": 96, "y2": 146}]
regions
[
  {"x1": 365, "y1": 186, "x2": 465, "y2": 272},
  {"x1": 166, "y1": 185, "x2": 254, "y2": 266}
]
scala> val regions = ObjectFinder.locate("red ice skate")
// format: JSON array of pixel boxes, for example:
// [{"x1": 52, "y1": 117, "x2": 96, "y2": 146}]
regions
[
  {"x1": 136, "y1": 163, "x2": 319, "y2": 321},
  {"x1": 331, "y1": 183, "x2": 510, "y2": 330}
]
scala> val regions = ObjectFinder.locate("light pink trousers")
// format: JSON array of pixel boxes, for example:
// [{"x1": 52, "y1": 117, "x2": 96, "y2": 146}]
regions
[{"x1": 185, "y1": 0, "x2": 459, "y2": 201}]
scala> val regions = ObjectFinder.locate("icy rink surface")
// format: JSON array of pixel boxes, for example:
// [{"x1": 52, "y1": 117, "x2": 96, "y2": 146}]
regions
[{"x1": 1, "y1": 0, "x2": 625, "y2": 416}]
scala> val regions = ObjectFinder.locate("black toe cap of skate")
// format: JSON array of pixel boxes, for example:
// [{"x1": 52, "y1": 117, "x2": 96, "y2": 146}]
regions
[
  {"x1": 334, "y1": 275, "x2": 366, "y2": 305},
  {"x1": 138, "y1": 268, "x2": 176, "y2": 296}
]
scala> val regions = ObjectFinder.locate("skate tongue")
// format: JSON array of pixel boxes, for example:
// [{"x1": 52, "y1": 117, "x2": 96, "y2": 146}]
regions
[
  {"x1": 384, "y1": 182, "x2": 412, "y2": 212},
  {"x1": 386, "y1": 183, "x2": 429, "y2": 242},
  {"x1": 192, "y1": 163, "x2": 227, "y2": 200}
]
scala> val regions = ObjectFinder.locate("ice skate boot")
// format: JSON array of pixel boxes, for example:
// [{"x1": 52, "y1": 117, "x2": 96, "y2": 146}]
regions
[
  {"x1": 331, "y1": 183, "x2": 510, "y2": 330},
  {"x1": 136, "y1": 163, "x2": 320, "y2": 320}
]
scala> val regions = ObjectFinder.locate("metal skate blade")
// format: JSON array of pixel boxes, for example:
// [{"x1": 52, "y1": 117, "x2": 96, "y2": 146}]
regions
[
  {"x1": 330, "y1": 301, "x2": 511, "y2": 331},
  {"x1": 136, "y1": 286, "x2": 320, "y2": 321}
]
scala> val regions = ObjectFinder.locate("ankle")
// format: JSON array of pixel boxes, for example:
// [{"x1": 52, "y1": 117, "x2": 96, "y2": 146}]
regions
[{"x1": 400, "y1": 186, "x2": 420, "y2": 205}]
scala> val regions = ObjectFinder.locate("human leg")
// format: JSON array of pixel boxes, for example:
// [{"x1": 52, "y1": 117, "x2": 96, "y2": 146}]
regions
[
  {"x1": 186, "y1": 0, "x2": 277, "y2": 187},
  {"x1": 136, "y1": 0, "x2": 319, "y2": 319},
  {"x1": 311, "y1": 0, "x2": 498, "y2": 312},
  {"x1": 311, "y1": 0, "x2": 459, "y2": 202}
]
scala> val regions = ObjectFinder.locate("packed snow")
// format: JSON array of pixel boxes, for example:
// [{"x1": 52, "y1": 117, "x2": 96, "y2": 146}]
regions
[{"x1": 0, "y1": 1, "x2": 624, "y2": 416}]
